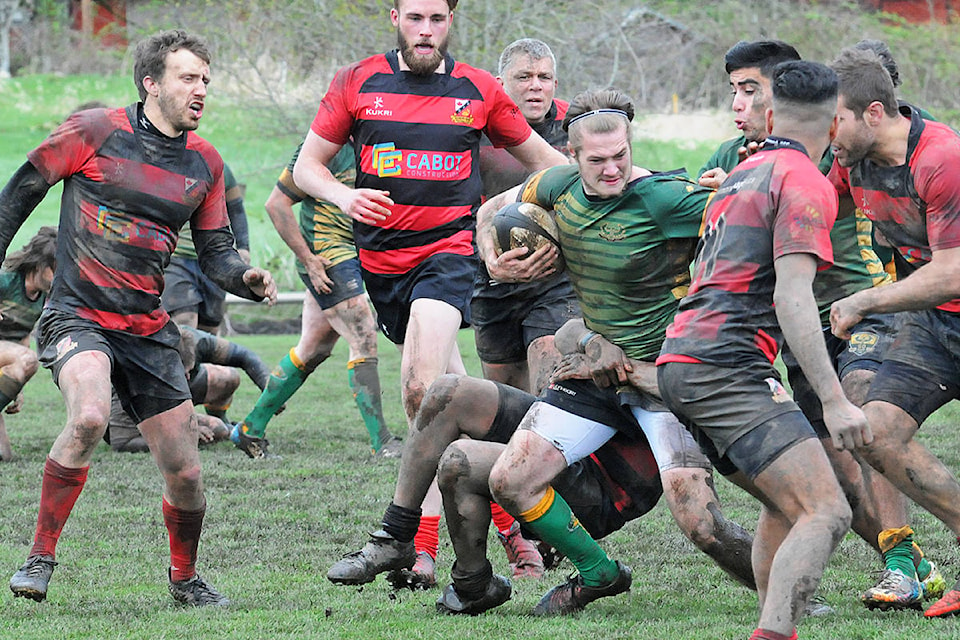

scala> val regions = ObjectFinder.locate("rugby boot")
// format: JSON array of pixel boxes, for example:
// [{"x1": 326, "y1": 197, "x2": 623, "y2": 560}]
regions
[
  {"x1": 860, "y1": 568, "x2": 922, "y2": 611},
  {"x1": 386, "y1": 550, "x2": 437, "y2": 590},
  {"x1": 802, "y1": 594, "x2": 834, "y2": 617},
  {"x1": 532, "y1": 561, "x2": 632, "y2": 616},
  {"x1": 537, "y1": 541, "x2": 565, "y2": 571},
  {"x1": 925, "y1": 578, "x2": 960, "y2": 618},
  {"x1": 497, "y1": 521, "x2": 545, "y2": 579},
  {"x1": 436, "y1": 574, "x2": 512, "y2": 615},
  {"x1": 230, "y1": 422, "x2": 277, "y2": 460},
  {"x1": 913, "y1": 542, "x2": 947, "y2": 600},
  {"x1": 9, "y1": 555, "x2": 57, "y2": 602},
  {"x1": 168, "y1": 569, "x2": 230, "y2": 607},
  {"x1": 373, "y1": 436, "x2": 404, "y2": 459},
  {"x1": 327, "y1": 529, "x2": 416, "y2": 585}
]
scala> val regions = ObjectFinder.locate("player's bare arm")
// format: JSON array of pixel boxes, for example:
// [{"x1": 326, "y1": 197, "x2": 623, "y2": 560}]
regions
[
  {"x1": 476, "y1": 185, "x2": 558, "y2": 283},
  {"x1": 831, "y1": 245, "x2": 960, "y2": 339},
  {"x1": 504, "y1": 130, "x2": 569, "y2": 173},
  {"x1": 293, "y1": 131, "x2": 393, "y2": 225},
  {"x1": 774, "y1": 252, "x2": 871, "y2": 450},
  {"x1": 264, "y1": 186, "x2": 334, "y2": 294}
]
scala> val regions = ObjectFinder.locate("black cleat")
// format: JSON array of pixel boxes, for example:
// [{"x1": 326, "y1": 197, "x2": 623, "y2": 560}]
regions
[
  {"x1": 436, "y1": 574, "x2": 512, "y2": 615},
  {"x1": 168, "y1": 569, "x2": 230, "y2": 607},
  {"x1": 10, "y1": 555, "x2": 57, "y2": 602},
  {"x1": 327, "y1": 530, "x2": 416, "y2": 585},
  {"x1": 532, "y1": 561, "x2": 632, "y2": 616}
]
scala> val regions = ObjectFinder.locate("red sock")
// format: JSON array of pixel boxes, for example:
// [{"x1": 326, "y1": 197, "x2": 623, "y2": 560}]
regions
[
  {"x1": 30, "y1": 457, "x2": 89, "y2": 558},
  {"x1": 163, "y1": 497, "x2": 205, "y2": 582},
  {"x1": 489, "y1": 502, "x2": 516, "y2": 536},
  {"x1": 749, "y1": 629, "x2": 798, "y2": 640},
  {"x1": 414, "y1": 515, "x2": 440, "y2": 559}
]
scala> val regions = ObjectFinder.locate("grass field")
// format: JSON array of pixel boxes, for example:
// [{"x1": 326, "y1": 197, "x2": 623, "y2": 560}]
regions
[{"x1": 5, "y1": 73, "x2": 960, "y2": 639}]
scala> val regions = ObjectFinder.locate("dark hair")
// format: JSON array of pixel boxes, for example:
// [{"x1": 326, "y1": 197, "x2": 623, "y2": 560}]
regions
[
  {"x1": 394, "y1": 0, "x2": 457, "y2": 10},
  {"x1": 772, "y1": 61, "x2": 838, "y2": 105},
  {"x1": 3, "y1": 226, "x2": 57, "y2": 276},
  {"x1": 830, "y1": 47, "x2": 898, "y2": 118},
  {"x1": 724, "y1": 40, "x2": 801, "y2": 77},
  {"x1": 134, "y1": 30, "x2": 211, "y2": 101},
  {"x1": 853, "y1": 39, "x2": 901, "y2": 88},
  {"x1": 563, "y1": 88, "x2": 635, "y2": 151}
]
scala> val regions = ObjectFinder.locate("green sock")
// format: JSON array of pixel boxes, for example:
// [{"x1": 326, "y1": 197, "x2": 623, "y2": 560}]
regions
[
  {"x1": 205, "y1": 405, "x2": 228, "y2": 421},
  {"x1": 913, "y1": 543, "x2": 933, "y2": 581},
  {"x1": 883, "y1": 536, "x2": 917, "y2": 577},
  {"x1": 519, "y1": 487, "x2": 617, "y2": 587},
  {"x1": 348, "y1": 358, "x2": 392, "y2": 452},
  {"x1": 242, "y1": 349, "x2": 309, "y2": 438}
]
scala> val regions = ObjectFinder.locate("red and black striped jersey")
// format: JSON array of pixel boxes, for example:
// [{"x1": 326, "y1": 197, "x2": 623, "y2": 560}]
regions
[
  {"x1": 828, "y1": 106, "x2": 960, "y2": 313},
  {"x1": 310, "y1": 50, "x2": 533, "y2": 275},
  {"x1": 659, "y1": 138, "x2": 837, "y2": 367},
  {"x1": 26, "y1": 104, "x2": 242, "y2": 336}
]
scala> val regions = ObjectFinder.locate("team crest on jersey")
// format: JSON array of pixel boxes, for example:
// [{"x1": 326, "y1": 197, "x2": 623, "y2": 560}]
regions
[
  {"x1": 55, "y1": 336, "x2": 79, "y2": 362},
  {"x1": 765, "y1": 377, "x2": 790, "y2": 404},
  {"x1": 598, "y1": 222, "x2": 626, "y2": 242},
  {"x1": 847, "y1": 330, "x2": 879, "y2": 356},
  {"x1": 451, "y1": 99, "x2": 474, "y2": 125},
  {"x1": 372, "y1": 142, "x2": 403, "y2": 177}
]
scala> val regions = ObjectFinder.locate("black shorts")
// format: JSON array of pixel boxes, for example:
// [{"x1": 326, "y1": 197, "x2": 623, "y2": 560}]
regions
[
  {"x1": 299, "y1": 258, "x2": 366, "y2": 310},
  {"x1": 541, "y1": 378, "x2": 643, "y2": 439},
  {"x1": 486, "y1": 382, "x2": 538, "y2": 444},
  {"x1": 658, "y1": 360, "x2": 815, "y2": 479},
  {"x1": 37, "y1": 309, "x2": 191, "y2": 423},
  {"x1": 188, "y1": 363, "x2": 209, "y2": 405},
  {"x1": 362, "y1": 252, "x2": 477, "y2": 344},
  {"x1": 865, "y1": 308, "x2": 960, "y2": 424},
  {"x1": 161, "y1": 256, "x2": 227, "y2": 327},
  {"x1": 784, "y1": 313, "x2": 899, "y2": 437},
  {"x1": 471, "y1": 274, "x2": 581, "y2": 364}
]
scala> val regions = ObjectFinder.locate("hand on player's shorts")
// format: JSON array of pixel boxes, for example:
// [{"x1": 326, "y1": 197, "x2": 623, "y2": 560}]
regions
[
  {"x1": 343, "y1": 188, "x2": 393, "y2": 225},
  {"x1": 581, "y1": 335, "x2": 633, "y2": 388},
  {"x1": 698, "y1": 167, "x2": 728, "y2": 190},
  {"x1": 551, "y1": 353, "x2": 593, "y2": 383},
  {"x1": 829, "y1": 294, "x2": 865, "y2": 340},
  {"x1": 305, "y1": 254, "x2": 334, "y2": 294},
  {"x1": 243, "y1": 267, "x2": 278, "y2": 306},
  {"x1": 823, "y1": 398, "x2": 873, "y2": 451},
  {"x1": 487, "y1": 243, "x2": 558, "y2": 283}
]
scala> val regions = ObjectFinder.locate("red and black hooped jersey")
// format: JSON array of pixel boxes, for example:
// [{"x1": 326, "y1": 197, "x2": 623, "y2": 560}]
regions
[
  {"x1": 311, "y1": 50, "x2": 533, "y2": 275},
  {"x1": 829, "y1": 106, "x2": 960, "y2": 313},
  {"x1": 659, "y1": 138, "x2": 837, "y2": 367},
  {"x1": 26, "y1": 105, "x2": 233, "y2": 336}
]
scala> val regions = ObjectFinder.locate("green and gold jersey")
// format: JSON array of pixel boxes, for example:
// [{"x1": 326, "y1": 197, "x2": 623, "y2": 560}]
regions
[
  {"x1": 520, "y1": 165, "x2": 708, "y2": 360},
  {"x1": 275, "y1": 143, "x2": 357, "y2": 273},
  {"x1": 0, "y1": 270, "x2": 45, "y2": 342}
]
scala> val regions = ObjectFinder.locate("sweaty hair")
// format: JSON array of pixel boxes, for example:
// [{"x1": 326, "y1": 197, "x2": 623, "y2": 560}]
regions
[
  {"x1": 724, "y1": 40, "x2": 801, "y2": 77},
  {"x1": 3, "y1": 226, "x2": 57, "y2": 276},
  {"x1": 498, "y1": 38, "x2": 556, "y2": 77},
  {"x1": 394, "y1": 0, "x2": 457, "y2": 10},
  {"x1": 830, "y1": 47, "x2": 898, "y2": 118},
  {"x1": 771, "y1": 61, "x2": 838, "y2": 125},
  {"x1": 854, "y1": 39, "x2": 901, "y2": 88},
  {"x1": 563, "y1": 88, "x2": 635, "y2": 151},
  {"x1": 134, "y1": 30, "x2": 211, "y2": 101}
]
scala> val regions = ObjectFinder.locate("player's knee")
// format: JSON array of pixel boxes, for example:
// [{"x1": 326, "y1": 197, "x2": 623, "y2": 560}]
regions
[
  {"x1": 437, "y1": 442, "x2": 471, "y2": 493},
  {"x1": 402, "y1": 378, "x2": 428, "y2": 421}
]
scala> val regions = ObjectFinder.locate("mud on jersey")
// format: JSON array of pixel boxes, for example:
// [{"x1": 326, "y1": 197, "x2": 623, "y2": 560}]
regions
[
  {"x1": 660, "y1": 138, "x2": 837, "y2": 367},
  {"x1": 521, "y1": 164, "x2": 709, "y2": 360},
  {"x1": 0, "y1": 270, "x2": 45, "y2": 341}
]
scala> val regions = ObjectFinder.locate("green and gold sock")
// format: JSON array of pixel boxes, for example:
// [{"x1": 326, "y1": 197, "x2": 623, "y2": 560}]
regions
[
  {"x1": 242, "y1": 348, "x2": 309, "y2": 438},
  {"x1": 879, "y1": 526, "x2": 918, "y2": 577},
  {"x1": 348, "y1": 357, "x2": 392, "y2": 452},
  {"x1": 519, "y1": 486, "x2": 617, "y2": 587}
]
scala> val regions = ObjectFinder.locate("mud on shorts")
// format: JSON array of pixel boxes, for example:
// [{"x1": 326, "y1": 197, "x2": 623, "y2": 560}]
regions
[
  {"x1": 299, "y1": 257, "x2": 366, "y2": 310},
  {"x1": 865, "y1": 308, "x2": 960, "y2": 425},
  {"x1": 488, "y1": 378, "x2": 663, "y2": 540},
  {"x1": 37, "y1": 309, "x2": 191, "y2": 423},
  {"x1": 471, "y1": 273, "x2": 581, "y2": 364},
  {"x1": 783, "y1": 313, "x2": 900, "y2": 437},
  {"x1": 362, "y1": 252, "x2": 477, "y2": 345},
  {"x1": 161, "y1": 256, "x2": 227, "y2": 328},
  {"x1": 658, "y1": 360, "x2": 816, "y2": 480}
]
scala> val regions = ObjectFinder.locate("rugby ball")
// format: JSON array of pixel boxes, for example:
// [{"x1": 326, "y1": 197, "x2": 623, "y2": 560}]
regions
[{"x1": 491, "y1": 201, "x2": 565, "y2": 272}]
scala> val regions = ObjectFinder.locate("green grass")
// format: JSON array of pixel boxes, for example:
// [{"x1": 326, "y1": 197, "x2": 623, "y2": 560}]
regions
[
  {"x1": 6, "y1": 73, "x2": 960, "y2": 639},
  {"x1": 3, "y1": 331, "x2": 960, "y2": 639}
]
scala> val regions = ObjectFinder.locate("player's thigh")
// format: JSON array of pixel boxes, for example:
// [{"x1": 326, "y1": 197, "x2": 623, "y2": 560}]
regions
[
  {"x1": 403, "y1": 298, "x2": 463, "y2": 382},
  {"x1": 295, "y1": 292, "x2": 340, "y2": 361},
  {"x1": 750, "y1": 436, "x2": 848, "y2": 522}
]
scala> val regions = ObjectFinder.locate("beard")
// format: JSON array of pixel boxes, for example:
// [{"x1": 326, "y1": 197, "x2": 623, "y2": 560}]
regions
[{"x1": 397, "y1": 30, "x2": 447, "y2": 75}]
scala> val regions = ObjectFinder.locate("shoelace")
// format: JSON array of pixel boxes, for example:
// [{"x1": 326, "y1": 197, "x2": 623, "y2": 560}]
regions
[{"x1": 25, "y1": 559, "x2": 56, "y2": 577}]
